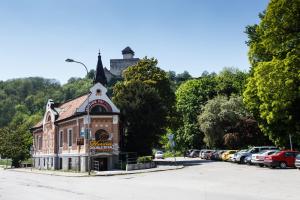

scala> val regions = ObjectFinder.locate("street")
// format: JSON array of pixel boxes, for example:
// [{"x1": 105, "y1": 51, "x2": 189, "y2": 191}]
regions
[{"x1": 1, "y1": 161, "x2": 300, "y2": 200}]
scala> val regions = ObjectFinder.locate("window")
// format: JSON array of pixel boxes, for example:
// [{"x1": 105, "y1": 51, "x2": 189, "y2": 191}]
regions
[
  {"x1": 285, "y1": 152, "x2": 293, "y2": 157},
  {"x1": 68, "y1": 129, "x2": 72, "y2": 147},
  {"x1": 59, "y1": 131, "x2": 63, "y2": 147},
  {"x1": 95, "y1": 129, "x2": 109, "y2": 141},
  {"x1": 68, "y1": 158, "x2": 72, "y2": 170},
  {"x1": 38, "y1": 136, "x2": 42, "y2": 150},
  {"x1": 91, "y1": 105, "x2": 107, "y2": 113}
]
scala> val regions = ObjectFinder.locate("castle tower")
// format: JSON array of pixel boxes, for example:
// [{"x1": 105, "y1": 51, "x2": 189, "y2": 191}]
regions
[{"x1": 122, "y1": 46, "x2": 135, "y2": 59}]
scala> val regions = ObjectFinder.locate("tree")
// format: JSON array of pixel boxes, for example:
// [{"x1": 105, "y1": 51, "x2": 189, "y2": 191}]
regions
[
  {"x1": 243, "y1": 0, "x2": 300, "y2": 148},
  {"x1": 113, "y1": 80, "x2": 167, "y2": 155},
  {"x1": 0, "y1": 105, "x2": 39, "y2": 167},
  {"x1": 215, "y1": 67, "x2": 248, "y2": 97},
  {"x1": 198, "y1": 95, "x2": 270, "y2": 149},
  {"x1": 175, "y1": 76, "x2": 217, "y2": 150},
  {"x1": 123, "y1": 57, "x2": 175, "y2": 114}
]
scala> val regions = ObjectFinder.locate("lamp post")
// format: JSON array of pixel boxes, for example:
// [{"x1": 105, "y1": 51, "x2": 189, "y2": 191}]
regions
[{"x1": 65, "y1": 58, "x2": 91, "y2": 175}]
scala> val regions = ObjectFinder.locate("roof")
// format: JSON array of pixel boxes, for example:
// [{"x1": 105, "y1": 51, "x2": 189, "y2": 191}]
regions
[
  {"x1": 55, "y1": 94, "x2": 88, "y2": 121},
  {"x1": 94, "y1": 52, "x2": 107, "y2": 85},
  {"x1": 122, "y1": 46, "x2": 134, "y2": 55},
  {"x1": 31, "y1": 94, "x2": 88, "y2": 129}
]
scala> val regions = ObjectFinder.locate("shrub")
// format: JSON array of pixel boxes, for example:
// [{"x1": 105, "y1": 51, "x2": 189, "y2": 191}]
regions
[{"x1": 137, "y1": 156, "x2": 153, "y2": 163}]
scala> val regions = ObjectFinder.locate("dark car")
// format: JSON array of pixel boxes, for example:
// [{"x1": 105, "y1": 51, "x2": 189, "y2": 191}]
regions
[
  {"x1": 189, "y1": 150, "x2": 201, "y2": 158},
  {"x1": 211, "y1": 150, "x2": 225, "y2": 161},
  {"x1": 264, "y1": 150, "x2": 299, "y2": 169}
]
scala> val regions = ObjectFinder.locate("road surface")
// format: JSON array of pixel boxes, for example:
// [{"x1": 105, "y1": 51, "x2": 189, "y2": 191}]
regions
[{"x1": 1, "y1": 161, "x2": 299, "y2": 200}]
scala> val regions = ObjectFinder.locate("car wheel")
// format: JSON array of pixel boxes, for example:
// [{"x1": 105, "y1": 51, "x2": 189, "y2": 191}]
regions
[
  {"x1": 279, "y1": 162, "x2": 287, "y2": 169},
  {"x1": 240, "y1": 157, "x2": 245, "y2": 164},
  {"x1": 259, "y1": 164, "x2": 264, "y2": 167}
]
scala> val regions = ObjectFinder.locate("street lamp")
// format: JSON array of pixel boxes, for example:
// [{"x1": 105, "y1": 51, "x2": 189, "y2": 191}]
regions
[{"x1": 65, "y1": 58, "x2": 91, "y2": 175}]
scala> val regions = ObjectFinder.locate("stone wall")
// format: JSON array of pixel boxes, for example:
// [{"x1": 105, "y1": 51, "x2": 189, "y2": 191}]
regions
[{"x1": 110, "y1": 58, "x2": 140, "y2": 76}]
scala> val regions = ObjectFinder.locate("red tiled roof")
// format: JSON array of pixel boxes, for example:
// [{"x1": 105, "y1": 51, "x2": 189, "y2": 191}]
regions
[
  {"x1": 31, "y1": 94, "x2": 88, "y2": 129},
  {"x1": 56, "y1": 94, "x2": 88, "y2": 121}
]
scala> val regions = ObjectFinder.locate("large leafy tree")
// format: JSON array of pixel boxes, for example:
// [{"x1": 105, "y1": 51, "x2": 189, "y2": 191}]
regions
[
  {"x1": 243, "y1": 0, "x2": 300, "y2": 147},
  {"x1": 175, "y1": 75, "x2": 217, "y2": 150},
  {"x1": 122, "y1": 57, "x2": 175, "y2": 114},
  {"x1": 113, "y1": 80, "x2": 167, "y2": 155},
  {"x1": 113, "y1": 58, "x2": 173, "y2": 155},
  {"x1": 0, "y1": 105, "x2": 40, "y2": 167},
  {"x1": 215, "y1": 67, "x2": 248, "y2": 97},
  {"x1": 198, "y1": 95, "x2": 270, "y2": 149}
]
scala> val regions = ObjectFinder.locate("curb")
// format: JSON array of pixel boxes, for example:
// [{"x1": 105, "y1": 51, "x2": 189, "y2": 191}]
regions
[{"x1": 5, "y1": 165, "x2": 184, "y2": 177}]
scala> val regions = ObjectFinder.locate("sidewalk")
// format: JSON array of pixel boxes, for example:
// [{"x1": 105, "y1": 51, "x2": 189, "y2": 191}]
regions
[{"x1": 6, "y1": 165, "x2": 184, "y2": 177}]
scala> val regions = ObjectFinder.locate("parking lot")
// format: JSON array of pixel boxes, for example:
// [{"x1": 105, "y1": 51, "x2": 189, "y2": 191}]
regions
[{"x1": 1, "y1": 161, "x2": 300, "y2": 200}]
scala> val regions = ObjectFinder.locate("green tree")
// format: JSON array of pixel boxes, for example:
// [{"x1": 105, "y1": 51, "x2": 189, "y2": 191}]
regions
[
  {"x1": 123, "y1": 57, "x2": 175, "y2": 114},
  {"x1": 175, "y1": 76, "x2": 217, "y2": 150},
  {"x1": 0, "y1": 105, "x2": 40, "y2": 167},
  {"x1": 113, "y1": 80, "x2": 167, "y2": 155},
  {"x1": 216, "y1": 67, "x2": 248, "y2": 97},
  {"x1": 243, "y1": 0, "x2": 300, "y2": 147}
]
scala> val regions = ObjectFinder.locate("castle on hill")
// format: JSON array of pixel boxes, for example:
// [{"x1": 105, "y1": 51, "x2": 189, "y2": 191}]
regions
[{"x1": 104, "y1": 46, "x2": 140, "y2": 82}]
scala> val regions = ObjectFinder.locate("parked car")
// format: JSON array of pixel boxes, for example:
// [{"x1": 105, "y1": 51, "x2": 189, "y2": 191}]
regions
[
  {"x1": 244, "y1": 155, "x2": 252, "y2": 165},
  {"x1": 231, "y1": 149, "x2": 247, "y2": 163},
  {"x1": 222, "y1": 150, "x2": 238, "y2": 161},
  {"x1": 235, "y1": 146, "x2": 278, "y2": 164},
  {"x1": 201, "y1": 150, "x2": 214, "y2": 159},
  {"x1": 204, "y1": 150, "x2": 216, "y2": 160},
  {"x1": 295, "y1": 154, "x2": 300, "y2": 170},
  {"x1": 211, "y1": 150, "x2": 225, "y2": 161},
  {"x1": 155, "y1": 151, "x2": 164, "y2": 159},
  {"x1": 264, "y1": 150, "x2": 299, "y2": 169},
  {"x1": 251, "y1": 150, "x2": 279, "y2": 167},
  {"x1": 189, "y1": 149, "x2": 201, "y2": 158}
]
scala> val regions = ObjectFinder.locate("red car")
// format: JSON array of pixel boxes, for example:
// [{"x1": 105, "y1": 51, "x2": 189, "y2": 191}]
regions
[{"x1": 264, "y1": 150, "x2": 299, "y2": 169}]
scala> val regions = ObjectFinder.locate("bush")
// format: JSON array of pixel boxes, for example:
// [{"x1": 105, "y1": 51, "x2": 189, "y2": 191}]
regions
[
  {"x1": 163, "y1": 151, "x2": 182, "y2": 158},
  {"x1": 137, "y1": 156, "x2": 153, "y2": 163}
]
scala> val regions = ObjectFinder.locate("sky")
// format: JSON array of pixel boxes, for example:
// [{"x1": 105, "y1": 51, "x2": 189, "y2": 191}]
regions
[{"x1": 0, "y1": 0, "x2": 269, "y2": 84}]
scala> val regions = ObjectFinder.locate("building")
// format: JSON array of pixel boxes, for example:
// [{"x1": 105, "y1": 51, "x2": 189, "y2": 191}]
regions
[
  {"x1": 30, "y1": 53, "x2": 120, "y2": 172},
  {"x1": 104, "y1": 46, "x2": 140, "y2": 82}
]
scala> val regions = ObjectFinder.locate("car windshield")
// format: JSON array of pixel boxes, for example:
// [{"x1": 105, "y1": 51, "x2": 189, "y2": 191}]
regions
[
  {"x1": 296, "y1": 154, "x2": 300, "y2": 159},
  {"x1": 156, "y1": 151, "x2": 163, "y2": 154}
]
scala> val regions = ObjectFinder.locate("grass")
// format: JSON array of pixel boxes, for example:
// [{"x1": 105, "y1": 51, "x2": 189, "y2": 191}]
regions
[{"x1": 0, "y1": 159, "x2": 12, "y2": 166}]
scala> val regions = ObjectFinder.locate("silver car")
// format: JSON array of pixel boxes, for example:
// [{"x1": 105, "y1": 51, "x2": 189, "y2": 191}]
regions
[{"x1": 251, "y1": 150, "x2": 279, "y2": 167}]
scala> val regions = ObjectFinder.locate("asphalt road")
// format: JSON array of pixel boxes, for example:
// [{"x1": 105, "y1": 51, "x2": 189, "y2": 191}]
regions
[{"x1": 1, "y1": 161, "x2": 300, "y2": 200}]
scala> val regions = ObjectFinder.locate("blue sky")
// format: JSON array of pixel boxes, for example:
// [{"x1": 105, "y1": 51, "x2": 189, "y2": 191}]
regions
[{"x1": 0, "y1": 0, "x2": 269, "y2": 84}]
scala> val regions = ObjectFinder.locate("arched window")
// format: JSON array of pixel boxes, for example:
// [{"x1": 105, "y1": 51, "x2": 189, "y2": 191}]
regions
[
  {"x1": 95, "y1": 129, "x2": 109, "y2": 141},
  {"x1": 47, "y1": 115, "x2": 51, "y2": 122},
  {"x1": 90, "y1": 105, "x2": 107, "y2": 114}
]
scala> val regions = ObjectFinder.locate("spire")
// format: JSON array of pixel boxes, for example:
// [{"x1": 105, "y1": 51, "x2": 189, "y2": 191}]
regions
[{"x1": 93, "y1": 50, "x2": 107, "y2": 86}]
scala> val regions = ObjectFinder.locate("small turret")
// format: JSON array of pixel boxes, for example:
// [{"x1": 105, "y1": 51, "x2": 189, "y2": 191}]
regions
[{"x1": 122, "y1": 46, "x2": 134, "y2": 59}]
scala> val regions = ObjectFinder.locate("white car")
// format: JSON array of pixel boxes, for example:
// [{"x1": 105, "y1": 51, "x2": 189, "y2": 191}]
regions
[
  {"x1": 155, "y1": 151, "x2": 164, "y2": 159},
  {"x1": 251, "y1": 150, "x2": 278, "y2": 167}
]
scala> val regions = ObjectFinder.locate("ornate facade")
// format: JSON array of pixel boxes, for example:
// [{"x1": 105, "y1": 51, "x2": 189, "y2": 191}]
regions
[{"x1": 30, "y1": 53, "x2": 120, "y2": 172}]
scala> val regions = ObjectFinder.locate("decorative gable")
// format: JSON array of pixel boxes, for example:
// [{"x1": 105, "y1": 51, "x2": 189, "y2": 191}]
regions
[{"x1": 77, "y1": 83, "x2": 120, "y2": 113}]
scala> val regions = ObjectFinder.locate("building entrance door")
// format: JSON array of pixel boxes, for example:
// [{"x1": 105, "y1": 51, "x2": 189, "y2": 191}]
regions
[{"x1": 93, "y1": 157, "x2": 108, "y2": 171}]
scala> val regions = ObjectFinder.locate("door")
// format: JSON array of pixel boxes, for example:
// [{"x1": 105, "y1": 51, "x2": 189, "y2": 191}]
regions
[
  {"x1": 93, "y1": 157, "x2": 108, "y2": 171},
  {"x1": 284, "y1": 152, "x2": 295, "y2": 166}
]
